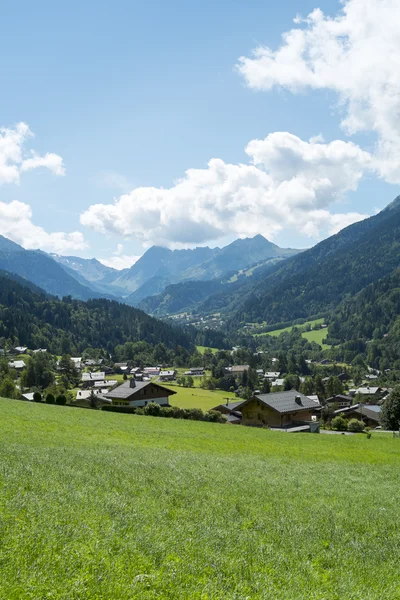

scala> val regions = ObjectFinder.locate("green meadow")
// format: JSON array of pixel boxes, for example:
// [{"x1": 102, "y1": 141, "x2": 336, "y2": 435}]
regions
[
  {"x1": 167, "y1": 384, "x2": 236, "y2": 410},
  {"x1": 254, "y1": 319, "x2": 331, "y2": 349},
  {"x1": 1, "y1": 398, "x2": 400, "y2": 599}
]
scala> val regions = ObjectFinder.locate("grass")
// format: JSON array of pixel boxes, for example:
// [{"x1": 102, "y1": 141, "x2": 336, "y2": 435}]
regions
[
  {"x1": 302, "y1": 328, "x2": 331, "y2": 349},
  {"x1": 164, "y1": 384, "x2": 236, "y2": 410},
  {"x1": 1, "y1": 398, "x2": 400, "y2": 599},
  {"x1": 254, "y1": 319, "x2": 331, "y2": 349},
  {"x1": 196, "y1": 345, "x2": 219, "y2": 354}
]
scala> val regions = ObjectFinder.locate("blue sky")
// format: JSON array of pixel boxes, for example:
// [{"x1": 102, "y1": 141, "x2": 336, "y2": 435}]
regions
[{"x1": 0, "y1": 0, "x2": 398, "y2": 268}]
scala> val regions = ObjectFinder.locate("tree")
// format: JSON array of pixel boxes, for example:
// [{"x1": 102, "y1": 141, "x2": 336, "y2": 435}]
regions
[
  {"x1": 56, "y1": 394, "x2": 67, "y2": 406},
  {"x1": 45, "y1": 393, "x2": 55, "y2": 404},
  {"x1": 325, "y1": 376, "x2": 344, "y2": 398},
  {"x1": 261, "y1": 378, "x2": 271, "y2": 394},
  {"x1": 33, "y1": 391, "x2": 42, "y2": 403},
  {"x1": 381, "y1": 387, "x2": 400, "y2": 430},
  {"x1": 186, "y1": 375, "x2": 194, "y2": 388},
  {"x1": 0, "y1": 377, "x2": 17, "y2": 399}
]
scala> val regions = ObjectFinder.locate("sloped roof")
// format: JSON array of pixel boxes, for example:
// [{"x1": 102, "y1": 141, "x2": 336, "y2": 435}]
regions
[
  {"x1": 334, "y1": 404, "x2": 381, "y2": 423},
  {"x1": 236, "y1": 390, "x2": 320, "y2": 415},
  {"x1": 105, "y1": 380, "x2": 176, "y2": 400}
]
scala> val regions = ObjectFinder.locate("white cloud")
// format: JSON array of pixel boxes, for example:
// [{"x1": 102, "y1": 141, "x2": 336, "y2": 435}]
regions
[
  {"x1": 236, "y1": 0, "x2": 400, "y2": 182},
  {"x1": 0, "y1": 200, "x2": 88, "y2": 254},
  {"x1": 0, "y1": 122, "x2": 65, "y2": 184},
  {"x1": 80, "y1": 132, "x2": 370, "y2": 247},
  {"x1": 98, "y1": 244, "x2": 140, "y2": 270}
]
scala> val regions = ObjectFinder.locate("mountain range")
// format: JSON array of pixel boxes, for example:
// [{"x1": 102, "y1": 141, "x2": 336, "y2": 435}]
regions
[
  {"x1": 0, "y1": 234, "x2": 299, "y2": 306},
  {"x1": 3, "y1": 196, "x2": 400, "y2": 335}
]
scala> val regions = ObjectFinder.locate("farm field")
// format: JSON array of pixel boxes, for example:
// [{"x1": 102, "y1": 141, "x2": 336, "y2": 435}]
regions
[
  {"x1": 1, "y1": 398, "x2": 400, "y2": 599},
  {"x1": 254, "y1": 318, "x2": 331, "y2": 349}
]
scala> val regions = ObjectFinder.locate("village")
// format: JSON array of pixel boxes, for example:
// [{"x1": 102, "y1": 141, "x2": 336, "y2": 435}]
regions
[{"x1": 1, "y1": 342, "x2": 389, "y2": 433}]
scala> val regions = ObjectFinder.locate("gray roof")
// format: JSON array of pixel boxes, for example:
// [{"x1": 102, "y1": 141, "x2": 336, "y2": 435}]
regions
[
  {"x1": 334, "y1": 404, "x2": 381, "y2": 422},
  {"x1": 212, "y1": 401, "x2": 243, "y2": 413},
  {"x1": 105, "y1": 380, "x2": 176, "y2": 400},
  {"x1": 236, "y1": 390, "x2": 320, "y2": 415}
]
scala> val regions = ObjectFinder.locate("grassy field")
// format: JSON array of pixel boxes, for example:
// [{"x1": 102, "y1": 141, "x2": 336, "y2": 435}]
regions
[
  {"x1": 1, "y1": 398, "x2": 400, "y2": 599},
  {"x1": 255, "y1": 318, "x2": 325, "y2": 338},
  {"x1": 254, "y1": 318, "x2": 331, "y2": 349},
  {"x1": 196, "y1": 345, "x2": 219, "y2": 354},
  {"x1": 165, "y1": 383, "x2": 236, "y2": 410},
  {"x1": 302, "y1": 327, "x2": 331, "y2": 349}
]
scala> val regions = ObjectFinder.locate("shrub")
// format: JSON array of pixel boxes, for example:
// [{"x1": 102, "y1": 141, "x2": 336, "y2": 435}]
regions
[
  {"x1": 185, "y1": 408, "x2": 204, "y2": 421},
  {"x1": 348, "y1": 419, "x2": 365, "y2": 433},
  {"x1": 204, "y1": 410, "x2": 226, "y2": 423},
  {"x1": 331, "y1": 415, "x2": 348, "y2": 431},
  {"x1": 33, "y1": 391, "x2": 42, "y2": 403},
  {"x1": 142, "y1": 402, "x2": 161, "y2": 416},
  {"x1": 45, "y1": 393, "x2": 55, "y2": 404},
  {"x1": 55, "y1": 394, "x2": 67, "y2": 406}
]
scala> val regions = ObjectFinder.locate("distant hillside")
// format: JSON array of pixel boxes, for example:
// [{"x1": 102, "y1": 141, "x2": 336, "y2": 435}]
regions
[
  {"x1": 137, "y1": 257, "x2": 284, "y2": 316},
  {"x1": 0, "y1": 236, "x2": 101, "y2": 301},
  {"x1": 230, "y1": 196, "x2": 400, "y2": 327},
  {"x1": 0, "y1": 273, "x2": 193, "y2": 353}
]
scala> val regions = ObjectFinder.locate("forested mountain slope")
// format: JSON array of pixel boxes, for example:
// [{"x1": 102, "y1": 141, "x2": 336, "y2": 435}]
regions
[
  {"x1": 0, "y1": 274, "x2": 193, "y2": 354},
  {"x1": 0, "y1": 237, "x2": 101, "y2": 301},
  {"x1": 231, "y1": 197, "x2": 400, "y2": 326}
]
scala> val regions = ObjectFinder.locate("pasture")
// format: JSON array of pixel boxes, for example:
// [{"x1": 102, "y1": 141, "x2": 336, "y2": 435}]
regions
[{"x1": 0, "y1": 398, "x2": 399, "y2": 599}]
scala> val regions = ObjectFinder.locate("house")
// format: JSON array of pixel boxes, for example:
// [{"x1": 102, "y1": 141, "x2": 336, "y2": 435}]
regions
[
  {"x1": 325, "y1": 394, "x2": 353, "y2": 408},
  {"x1": 159, "y1": 370, "x2": 176, "y2": 382},
  {"x1": 81, "y1": 372, "x2": 106, "y2": 387},
  {"x1": 8, "y1": 360, "x2": 26, "y2": 370},
  {"x1": 21, "y1": 392, "x2": 35, "y2": 401},
  {"x1": 334, "y1": 404, "x2": 381, "y2": 428},
  {"x1": 365, "y1": 374, "x2": 378, "y2": 381},
  {"x1": 225, "y1": 365, "x2": 249, "y2": 376},
  {"x1": 234, "y1": 390, "x2": 320, "y2": 428},
  {"x1": 75, "y1": 389, "x2": 112, "y2": 409},
  {"x1": 264, "y1": 372, "x2": 281, "y2": 380},
  {"x1": 184, "y1": 368, "x2": 204, "y2": 376},
  {"x1": 14, "y1": 346, "x2": 27, "y2": 354},
  {"x1": 105, "y1": 378, "x2": 176, "y2": 408},
  {"x1": 94, "y1": 379, "x2": 117, "y2": 388},
  {"x1": 356, "y1": 386, "x2": 384, "y2": 398},
  {"x1": 71, "y1": 357, "x2": 82, "y2": 370},
  {"x1": 307, "y1": 395, "x2": 320, "y2": 404},
  {"x1": 211, "y1": 401, "x2": 242, "y2": 424},
  {"x1": 143, "y1": 367, "x2": 161, "y2": 377},
  {"x1": 271, "y1": 378, "x2": 284, "y2": 388},
  {"x1": 33, "y1": 348, "x2": 47, "y2": 354},
  {"x1": 114, "y1": 362, "x2": 129, "y2": 373}
]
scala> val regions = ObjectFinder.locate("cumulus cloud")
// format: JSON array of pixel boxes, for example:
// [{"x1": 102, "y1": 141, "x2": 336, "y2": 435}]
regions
[
  {"x1": 80, "y1": 132, "x2": 370, "y2": 247},
  {"x1": 98, "y1": 244, "x2": 140, "y2": 270},
  {"x1": 0, "y1": 122, "x2": 65, "y2": 184},
  {"x1": 236, "y1": 0, "x2": 400, "y2": 182},
  {"x1": 0, "y1": 200, "x2": 88, "y2": 254}
]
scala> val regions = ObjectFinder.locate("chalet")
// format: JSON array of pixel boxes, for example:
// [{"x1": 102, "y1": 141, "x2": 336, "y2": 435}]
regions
[
  {"x1": 211, "y1": 401, "x2": 242, "y2": 424},
  {"x1": 225, "y1": 365, "x2": 249, "y2": 376},
  {"x1": 234, "y1": 390, "x2": 320, "y2": 428},
  {"x1": 143, "y1": 367, "x2": 161, "y2": 377},
  {"x1": 105, "y1": 378, "x2": 176, "y2": 408},
  {"x1": 271, "y1": 378, "x2": 284, "y2": 388},
  {"x1": 264, "y1": 372, "x2": 281, "y2": 380},
  {"x1": 75, "y1": 389, "x2": 112, "y2": 409},
  {"x1": 14, "y1": 346, "x2": 27, "y2": 354},
  {"x1": 159, "y1": 370, "x2": 176, "y2": 382},
  {"x1": 334, "y1": 404, "x2": 381, "y2": 428},
  {"x1": 356, "y1": 386, "x2": 384, "y2": 398},
  {"x1": 115, "y1": 362, "x2": 129, "y2": 373},
  {"x1": 33, "y1": 348, "x2": 47, "y2": 354},
  {"x1": 184, "y1": 368, "x2": 204, "y2": 376},
  {"x1": 81, "y1": 372, "x2": 106, "y2": 388},
  {"x1": 8, "y1": 360, "x2": 26, "y2": 370},
  {"x1": 325, "y1": 394, "x2": 353, "y2": 408},
  {"x1": 71, "y1": 357, "x2": 82, "y2": 370}
]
